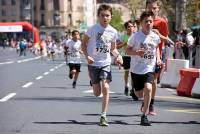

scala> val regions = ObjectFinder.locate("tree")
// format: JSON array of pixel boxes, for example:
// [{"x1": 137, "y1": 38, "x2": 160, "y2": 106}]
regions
[
  {"x1": 110, "y1": 8, "x2": 124, "y2": 32},
  {"x1": 126, "y1": 0, "x2": 145, "y2": 20}
]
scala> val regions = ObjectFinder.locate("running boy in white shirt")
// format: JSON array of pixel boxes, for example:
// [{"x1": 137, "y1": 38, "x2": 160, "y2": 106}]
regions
[
  {"x1": 82, "y1": 4, "x2": 123, "y2": 126},
  {"x1": 65, "y1": 30, "x2": 82, "y2": 88},
  {"x1": 126, "y1": 11, "x2": 161, "y2": 126}
]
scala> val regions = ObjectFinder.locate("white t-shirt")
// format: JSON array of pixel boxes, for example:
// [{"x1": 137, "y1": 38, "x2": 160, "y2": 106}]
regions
[
  {"x1": 86, "y1": 23, "x2": 118, "y2": 66},
  {"x1": 66, "y1": 39, "x2": 82, "y2": 64},
  {"x1": 128, "y1": 30, "x2": 160, "y2": 74}
]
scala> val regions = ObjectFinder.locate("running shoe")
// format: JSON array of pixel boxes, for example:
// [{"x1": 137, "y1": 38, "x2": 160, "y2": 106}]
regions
[
  {"x1": 148, "y1": 104, "x2": 157, "y2": 115},
  {"x1": 140, "y1": 114, "x2": 151, "y2": 126},
  {"x1": 72, "y1": 81, "x2": 76, "y2": 88},
  {"x1": 124, "y1": 87, "x2": 129, "y2": 96},
  {"x1": 130, "y1": 89, "x2": 138, "y2": 101},
  {"x1": 99, "y1": 116, "x2": 109, "y2": 126},
  {"x1": 69, "y1": 73, "x2": 73, "y2": 79}
]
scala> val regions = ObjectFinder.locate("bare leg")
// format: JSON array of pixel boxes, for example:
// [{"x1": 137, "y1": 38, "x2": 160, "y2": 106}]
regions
[
  {"x1": 124, "y1": 70, "x2": 129, "y2": 88},
  {"x1": 92, "y1": 83, "x2": 101, "y2": 97},
  {"x1": 101, "y1": 80, "x2": 110, "y2": 113},
  {"x1": 143, "y1": 83, "x2": 152, "y2": 115}
]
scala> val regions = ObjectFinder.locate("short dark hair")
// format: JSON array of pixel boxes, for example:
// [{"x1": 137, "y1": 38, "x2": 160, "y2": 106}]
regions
[
  {"x1": 140, "y1": 11, "x2": 154, "y2": 21},
  {"x1": 124, "y1": 20, "x2": 137, "y2": 29},
  {"x1": 146, "y1": 0, "x2": 160, "y2": 7},
  {"x1": 97, "y1": 4, "x2": 112, "y2": 16},
  {"x1": 72, "y1": 30, "x2": 79, "y2": 36}
]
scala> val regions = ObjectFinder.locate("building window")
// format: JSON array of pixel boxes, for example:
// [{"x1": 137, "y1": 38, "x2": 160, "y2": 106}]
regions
[
  {"x1": 41, "y1": 14, "x2": 45, "y2": 26},
  {"x1": 1, "y1": 0, "x2": 6, "y2": 5},
  {"x1": 54, "y1": 14, "x2": 60, "y2": 25},
  {"x1": 2, "y1": 10, "x2": 6, "y2": 16},
  {"x1": 68, "y1": 0, "x2": 72, "y2": 11},
  {"x1": 23, "y1": 0, "x2": 29, "y2": 5},
  {"x1": 53, "y1": 0, "x2": 59, "y2": 10},
  {"x1": 11, "y1": 0, "x2": 16, "y2": 5},
  {"x1": 11, "y1": 9, "x2": 16, "y2": 16},
  {"x1": 40, "y1": 0, "x2": 45, "y2": 10},
  {"x1": 68, "y1": 14, "x2": 72, "y2": 26}
]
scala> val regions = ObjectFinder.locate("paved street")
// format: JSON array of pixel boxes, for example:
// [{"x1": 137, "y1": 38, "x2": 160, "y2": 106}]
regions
[{"x1": 0, "y1": 48, "x2": 200, "y2": 134}]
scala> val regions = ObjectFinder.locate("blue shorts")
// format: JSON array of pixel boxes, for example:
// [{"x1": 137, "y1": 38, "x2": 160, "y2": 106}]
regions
[{"x1": 88, "y1": 65, "x2": 112, "y2": 84}]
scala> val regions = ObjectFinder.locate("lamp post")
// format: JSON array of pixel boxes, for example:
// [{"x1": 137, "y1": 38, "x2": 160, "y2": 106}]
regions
[
  {"x1": 31, "y1": 0, "x2": 34, "y2": 43},
  {"x1": 55, "y1": 14, "x2": 61, "y2": 41}
]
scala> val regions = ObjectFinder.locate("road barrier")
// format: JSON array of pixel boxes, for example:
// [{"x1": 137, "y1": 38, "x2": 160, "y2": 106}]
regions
[
  {"x1": 160, "y1": 59, "x2": 189, "y2": 88},
  {"x1": 177, "y1": 68, "x2": 200, "y2": 97}
]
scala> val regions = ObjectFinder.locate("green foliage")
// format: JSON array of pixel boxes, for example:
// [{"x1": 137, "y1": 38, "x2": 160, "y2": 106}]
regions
[{"x1": 110, "y1": 8, "x2": 124, "y2": 32}]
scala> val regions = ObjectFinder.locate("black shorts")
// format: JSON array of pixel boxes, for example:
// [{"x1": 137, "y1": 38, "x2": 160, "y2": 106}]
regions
[
  {"x1": 131, "y1": 72, "x2": 154, "y2": 91},
  {"x1": 68, "y1": 63, "x2": 81, "y2": 72},
  {"x1": 122, "y1": 56, "x2": 131, "y2": 70}
]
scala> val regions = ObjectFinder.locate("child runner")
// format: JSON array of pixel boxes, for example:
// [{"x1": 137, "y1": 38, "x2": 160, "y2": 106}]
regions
[
  {"x1": 82, "y1": 4, "x2": 123, "y2": 126},
  {"x1": 66, "y1": 30, "x2": 82, "y2": 88},
  {"x1": 126, "y1": 11, "x2": 161, "y2": 126}
]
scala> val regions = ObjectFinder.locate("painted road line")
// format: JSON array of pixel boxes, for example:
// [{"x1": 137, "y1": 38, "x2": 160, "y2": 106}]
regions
[
  {"x1": 167, "y1": 109, "x2": 200, "y2": 114},
  {"x1": 36, "y1": 76, "x2": 43, "y2": 80},
  {"x1": 156, "y1": 96, "x2": 200, "y2": 102},
  {"x1": 50, "y1": 68, "x2": 54, "y2": 71},
  {"x1": 22, "y1": 82, "x2": 33, "y2": 88},
  {"x1": 0, "y1": 61, "x2": 14, "y2": 65},
  {"x1": 44, "y1": 72, "x2": 49, "y2": 75},
  {"x1": 166, "y1": 88, "x2": 176, "y2": 92},
  {"x1": 83, "y1": 89, "x2": 115, "y2": 94},
  {"x1": 0, "y1": 93, "x2": 16, "y2": 102}
]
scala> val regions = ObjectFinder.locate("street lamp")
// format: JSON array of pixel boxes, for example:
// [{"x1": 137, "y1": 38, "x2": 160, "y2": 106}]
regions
[
  {"x1": 54, "y1": 14, "x2": 61, "y2": 41},
  {"x1": 31, "y1": 0, "x2": 34, "y2": 43}
]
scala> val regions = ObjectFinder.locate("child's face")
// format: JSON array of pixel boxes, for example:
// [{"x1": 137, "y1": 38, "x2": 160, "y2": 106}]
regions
[
  {"x1": 98, "y1": 10, "x2": 112, "y2": 27},
  {"x1": 141, "y1": 16, "x2": 153, "y2": 34},
  {"x1": 72, "y1": 32, "x2": 80, "y2": 41}
]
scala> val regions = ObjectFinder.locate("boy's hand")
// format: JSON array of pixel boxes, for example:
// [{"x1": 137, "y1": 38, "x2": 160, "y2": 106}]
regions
[
  {"x1": 115, "y1": 55, "x2": 123, "y2": 65},
  {"x1": 86, "y1": 56, "x2": 94, "y2": 64},
  {"x1": 136, "y1": 49, "x2": 145, "y2": 57}
]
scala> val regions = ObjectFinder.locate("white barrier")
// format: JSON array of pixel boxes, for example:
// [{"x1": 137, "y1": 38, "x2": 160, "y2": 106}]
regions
[
  {"x1": 192, "y1": 76, "x2": 200, "y2": 98},
  {"x1": 195, "y1": 46, "x2": 200, "y2": 69},
  {"x1": 160, "y1": 59, "x2": 189, "y2": 88}
]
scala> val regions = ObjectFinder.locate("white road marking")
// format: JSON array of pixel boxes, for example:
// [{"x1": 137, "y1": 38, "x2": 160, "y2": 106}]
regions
[
  {"x1": 83, "y1": 89, "x2": 115, "y2": 94},
  {"x1": 36, "y1": 76, "x2": 43, "y2": 80},
  {"x1": 22, "y1": 82, "x2": 33, "y2": 88},
  {"x1": 50, "y1": 68, "x2": 54, "y2": 71},
  {"x1": 166, "y1": 88, "x2": 176, "y2": 92},
  {"x1": 44, "y1": 72, "x2": 49, "y2": 75},
  {"x1": 0, "y1": 61, "x2": 14, "y2": 65},
  {"x1": 0, "y1": 93, "x2": 16, "y2": 102}
]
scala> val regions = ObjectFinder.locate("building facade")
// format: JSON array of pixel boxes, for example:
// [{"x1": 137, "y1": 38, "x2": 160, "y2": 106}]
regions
[{"x1": 0, "y1": 0, "x2": 97, "y2": 40}]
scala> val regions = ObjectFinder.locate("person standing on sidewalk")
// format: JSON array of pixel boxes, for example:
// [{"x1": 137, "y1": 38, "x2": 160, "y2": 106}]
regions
[
  {"x1": 145, "y1": 0, "x2": 169, "y2": 115},
  {"x1": 126, "y1": 11, "x2": 161, "y2": 126},
  {"x1": 65, "y1": 30, "x2": 82, "y2": 88},
  {"x1": 82, "y1": 4, "x2": 123, "y2": 126},
  {"x1": 117, "y1": 20, "x2": 138, "y2": 100}
]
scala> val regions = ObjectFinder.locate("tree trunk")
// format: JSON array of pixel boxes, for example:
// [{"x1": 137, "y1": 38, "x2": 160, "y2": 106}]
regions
[{"x1": 176, "y1": 0, "x2": 187, "y2": 31}]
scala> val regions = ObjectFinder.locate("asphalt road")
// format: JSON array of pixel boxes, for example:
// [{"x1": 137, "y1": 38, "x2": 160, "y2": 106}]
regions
[{"x1": 0, "y1": 47, "x2": 200, "y2": 134}]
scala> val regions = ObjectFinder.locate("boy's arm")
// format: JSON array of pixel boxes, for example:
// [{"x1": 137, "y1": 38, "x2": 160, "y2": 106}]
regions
[
  {"x1": 111, "y1": 42, "x2": 123, "y2": 65},
  {"x1": 126, "y1": 46, "x2": 144, "y2": 57},
  {"x1": 81, "y1": 34, "x2": 89, "y2": 57},
  {"x1": 156, "y1": 46, "x2": 162, "y2": 65},
  {"x1": 81, "y1": 34, "x2": 94, "y2": 64}
]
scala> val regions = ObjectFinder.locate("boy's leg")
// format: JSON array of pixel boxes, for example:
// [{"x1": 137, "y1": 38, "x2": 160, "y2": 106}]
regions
[
  {"x1": 143, "y1": 83, "x2": 152, "y2": 115},
  {"x1": 72, "y1": 64, "x2": 81, "y2": 88},
  {"x1": 100, "y1": 79, "x2": 110, "y2": 126},
  {"x1": 101, "y1": 79, "x2": 110, "y2": 113}
]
